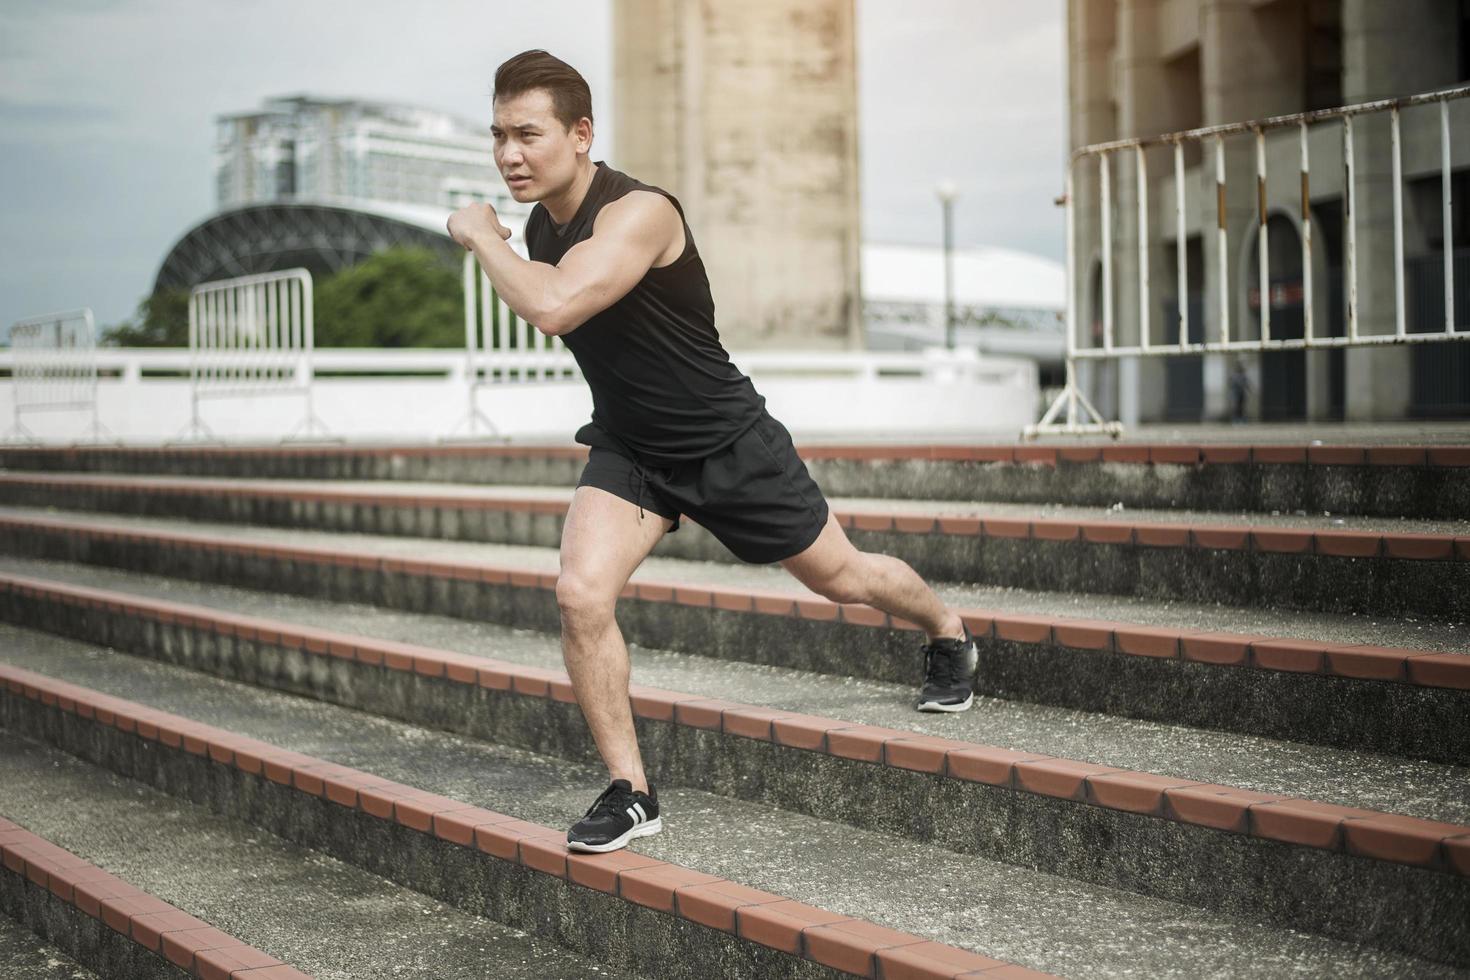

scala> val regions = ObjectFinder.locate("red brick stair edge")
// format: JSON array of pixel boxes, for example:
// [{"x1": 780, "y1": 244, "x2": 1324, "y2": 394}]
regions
[
  {"x1": 4, "y1": 571, "x2": 1467, "y2": 879},
  {"x1": 1, "y1": 474, "x2": 1464, "y2": 564},
  {"x1": 3, "y1": 441, "x2": 1467, "y2": 468},
  {"x1": 0, "y1": 664, "x2": 1048, "y2": 980},
  {"x1": 0, "y1": 516, "x2": 1462, "y2": 693},
  {"x1": 0, "y1": 814, "x2": 310, "y2": 980}
]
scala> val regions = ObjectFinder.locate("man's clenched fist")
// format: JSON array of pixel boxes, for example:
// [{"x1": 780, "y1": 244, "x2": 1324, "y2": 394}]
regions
[{"x1": 447, "y1": 202, "x2": 512, "y2": 250}]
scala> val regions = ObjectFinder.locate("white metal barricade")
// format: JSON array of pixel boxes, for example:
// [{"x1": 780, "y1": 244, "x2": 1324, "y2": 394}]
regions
[
  {"x1": 2, "y1": 308, "x2": 116, "y2": 445},
  {"x1": 173, "y1": 268, "x2": 336, "y2": 443},
  {"x1": 1027, "y1": 85, "x2": 1470, "y2": 439},
  {"x1": 445, "y1": 252, "x2": 581, "y2": 440}
]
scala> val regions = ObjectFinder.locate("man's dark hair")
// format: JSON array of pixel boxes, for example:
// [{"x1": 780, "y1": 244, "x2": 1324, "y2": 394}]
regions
[{"x1": 493, "y1": 50, "x2": 593, "y2": 130}]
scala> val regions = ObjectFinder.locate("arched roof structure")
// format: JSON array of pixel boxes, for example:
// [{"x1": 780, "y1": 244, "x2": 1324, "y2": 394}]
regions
[{"x1": 151, "y1": 199, "x2": 464, "y2": 293}]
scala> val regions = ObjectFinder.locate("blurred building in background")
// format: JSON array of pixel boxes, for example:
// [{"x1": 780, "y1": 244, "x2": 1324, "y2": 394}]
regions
[
  {"x1": 861, "y1": 243, "x2": 1066, "y2": 385},
  {"x1": 1070, "y1": 0, "x2": 1470, "y2": 422},
  {"x1": 157, "y1": 96, "x2": 524, "y2": 294},
  {"x1": 214, "y1": 95, "x2": 504, "y2": 212}
]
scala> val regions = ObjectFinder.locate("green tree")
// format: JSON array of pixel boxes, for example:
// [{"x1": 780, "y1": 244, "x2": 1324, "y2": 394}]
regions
[
  {"x1": 314, "y1": 246, "x2": 465, "y2": 347},
  {"x1": 101, "y1": 288, "x2": 191, "y2": 347}
]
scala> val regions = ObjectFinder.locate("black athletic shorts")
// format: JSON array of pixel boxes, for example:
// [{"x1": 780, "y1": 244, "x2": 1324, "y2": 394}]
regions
[{"x1": 574, "y1": 411, "x2": 830, "y2": 564}]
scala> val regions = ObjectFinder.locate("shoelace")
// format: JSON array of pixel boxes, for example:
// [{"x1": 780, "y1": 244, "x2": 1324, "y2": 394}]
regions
[
  {"x1": 922, "y1": 646, "x2": 955, "y2": 688},
  {"x1": 922, "y1": 636, "x2": 967, "y2": 688},
  {"x1": 584, "y1": 783, "x2": 637, "y2": 820}
]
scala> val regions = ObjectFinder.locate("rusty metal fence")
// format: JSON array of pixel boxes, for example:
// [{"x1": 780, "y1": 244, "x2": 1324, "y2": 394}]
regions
[{"x1": 1026, "y1": 84, "x2": 1470, "y2": 439}]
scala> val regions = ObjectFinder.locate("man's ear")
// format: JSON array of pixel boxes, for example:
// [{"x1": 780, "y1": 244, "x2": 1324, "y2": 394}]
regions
[{"x1": 573, "y1": 117, "x2": 593, "y2": 154}]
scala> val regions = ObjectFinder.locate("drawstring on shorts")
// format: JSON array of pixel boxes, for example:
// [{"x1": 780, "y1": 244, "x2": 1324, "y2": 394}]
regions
[{"x1": 631, "y1": 461, "x2": 648, "y2": 520}]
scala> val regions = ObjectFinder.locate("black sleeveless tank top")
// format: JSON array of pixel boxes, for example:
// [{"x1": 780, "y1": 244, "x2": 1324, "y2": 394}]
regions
[{"x1": 524, "y1": 161, "x2": 765, "y2": 465}]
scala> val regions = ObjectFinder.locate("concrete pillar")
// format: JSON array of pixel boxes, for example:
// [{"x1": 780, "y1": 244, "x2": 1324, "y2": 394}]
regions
[
  {"x1": 1068, "y1": 0, "x2": 1118, "y2": 419},
  {"x1": 1341, "y1": 0, "x2": 1458, "y2": 419},
  {"x1": 1113, "y1": 0, "x2": 1172, "y2": 425},
  {"x1": 1199, "y1": 0, "x2": 1305, "y2": 421},
  {"x1": 613, "y1": 0, "x2": 861, "y2": 350}
]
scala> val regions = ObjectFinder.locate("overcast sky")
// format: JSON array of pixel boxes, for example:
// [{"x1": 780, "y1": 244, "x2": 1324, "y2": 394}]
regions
[{"x1": 0, "y1": 0, "x2": 1065, "y2": 330}]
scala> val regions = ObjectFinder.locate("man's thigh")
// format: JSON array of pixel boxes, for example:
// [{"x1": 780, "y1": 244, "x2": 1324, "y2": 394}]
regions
[
  {"x1": 778, "y1": 512, "x2": 860, "y2": 593},
  {"x1": 560, "y1": 486, "x2": 674, "y2": 601}
]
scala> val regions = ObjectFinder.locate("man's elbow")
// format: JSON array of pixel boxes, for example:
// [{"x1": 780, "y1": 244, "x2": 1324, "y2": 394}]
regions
[
  {"x1": 534, "y1": 311, "x2": 574, "y2": 337},
  {"x1": 533, "y1": 302, "x2": 590, "y2": 337}
]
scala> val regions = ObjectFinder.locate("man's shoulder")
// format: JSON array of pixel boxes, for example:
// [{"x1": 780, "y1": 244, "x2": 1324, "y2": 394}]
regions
[{"x1": 598, "y1": 164, "x2": 684, "y2": 220}]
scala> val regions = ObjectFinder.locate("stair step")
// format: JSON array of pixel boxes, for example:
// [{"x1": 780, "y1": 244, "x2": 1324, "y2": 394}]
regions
[
  {"x1": 3, "y1": 438, "x2": 1468, "y2": 518},
  {"x1": 1, "y1": 597, "x2": 1467, "y2": 968},
  {"x1": 1, "y1": 656, "x2": 1047, "y2": 980},
  {"x1": 9, "y1": 470, "x2": 1470, "y2": 535},
  {"x1": 3, "y1": 562, "x2": 1465, "y2": 823},
  {"x1": 0, "y1": 512, "x2": 1465, "y2": 764},
  {"x1": 2, "y1": 642, "x2": 1461, "y2": 977},
  {"x1": 3, "y1": 477, "x2": 1466, "y2": 621},
  {"x1": 0, "y1": 900, "x2": 99, "y2": 979},
  {"x1": 1, "y1": 808, "x2": 312, "y2": 980}
]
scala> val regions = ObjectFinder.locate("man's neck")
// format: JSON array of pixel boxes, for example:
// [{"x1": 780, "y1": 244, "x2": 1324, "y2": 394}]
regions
[{"x1": 543, "y1": 159, "x2": 598, "y2": 226}]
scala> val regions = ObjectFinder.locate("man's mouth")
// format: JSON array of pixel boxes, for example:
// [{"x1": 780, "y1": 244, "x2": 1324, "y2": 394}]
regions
[{"x1": 507, "y1": 174, "x2": 532, "y2": 186}]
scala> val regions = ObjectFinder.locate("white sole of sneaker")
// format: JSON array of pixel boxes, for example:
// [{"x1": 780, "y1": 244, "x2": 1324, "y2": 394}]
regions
[
  {"x1": 916, "y1": 693, "x2": 974, "y2": 713},
  {"x1": 566, "y1": 816, "x2": 663, "y2": 854}
]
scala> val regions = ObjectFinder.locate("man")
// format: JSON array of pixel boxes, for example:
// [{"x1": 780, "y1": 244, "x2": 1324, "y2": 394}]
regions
[{"x1": 448, "y1": 50, "x2": 977, "y2": 854}]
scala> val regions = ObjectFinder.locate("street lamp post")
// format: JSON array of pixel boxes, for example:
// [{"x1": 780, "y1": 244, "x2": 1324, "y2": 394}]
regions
[{"x1": 936, "y1": 180, "x2": 958, "y2": 349}]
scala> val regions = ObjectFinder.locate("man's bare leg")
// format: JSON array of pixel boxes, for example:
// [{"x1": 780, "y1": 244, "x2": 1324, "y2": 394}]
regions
[
  {"x1": 556, "y1": 486, "x2": 672, "y2": 794},
  {"x1": 781, "y1": 513, "x2": 965, "y2": 642}
]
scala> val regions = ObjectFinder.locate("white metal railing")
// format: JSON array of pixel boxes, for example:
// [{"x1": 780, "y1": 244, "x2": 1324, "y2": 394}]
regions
[
  {"x1": 174, "y1": 268, "x2": 336, "y2": 443},
  {"x1": 0, "y1": 346, "x2": 1036, "y2": 443},
  {"x1": 447, "y1": 251, "x2": 580, "y2": 440},
  {"x1": 1028, "y1": 84, "x2": 1470, "y2": 439},
  {"x1": 2, "y1": 308, "x2": 115, "y2": 445}
]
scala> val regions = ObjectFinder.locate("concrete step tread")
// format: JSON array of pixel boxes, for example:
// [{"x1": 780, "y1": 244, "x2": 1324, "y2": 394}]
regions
[
  {"x1": 7, "y1": 470, "x2": 1470, "y2": 538},
  {"x1": 0, "y1": 904, "x2": 100, "y2": 979},
  {"x1": 0, "y1": 809, "x2": 312, "y2": 979},
  {"x1": 2, "y1": 506, "x2": 1464, "y2": 662},
  {"x1": 2, "y1": 643, "x2": 1457, "y2": 980},
  {"x1": 0, "y1": 660, "x2": 1049, "y2": 980},
  {"x1": 2, "y1": 561, "x2": 1467, "y2": 831},
  {"x1": 0, "y1": 735, "x2": 642, "y2": 980}
]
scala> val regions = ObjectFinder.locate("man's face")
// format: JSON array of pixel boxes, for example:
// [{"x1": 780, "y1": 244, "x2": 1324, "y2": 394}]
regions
[{"x1": 491, "y1": 89, "x2": 589, "y2": 203}]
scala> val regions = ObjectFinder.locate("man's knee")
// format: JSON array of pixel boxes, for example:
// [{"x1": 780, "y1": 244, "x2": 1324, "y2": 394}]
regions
[
  {"x1": 556, "y1": 572, "x2": 617, "y2": 629},
  {"x1": 809, "y1": 556, "x2": 870, "y2": 605}
]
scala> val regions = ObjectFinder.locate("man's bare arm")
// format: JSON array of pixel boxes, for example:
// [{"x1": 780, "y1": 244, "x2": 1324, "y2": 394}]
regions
[{"x1": 450, "y1": 191, "x2": 682, "y2": 337}]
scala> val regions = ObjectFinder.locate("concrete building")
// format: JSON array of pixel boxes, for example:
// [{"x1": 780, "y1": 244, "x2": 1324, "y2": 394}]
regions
[
  {"x1": 612, "y1": 0, "x2": 862, "y2": 351},
  {"x1": 215, "y1": 95, "x2": 508, "y2": 212},
  {"x1": 1069, "y1": 0, "x2": 1470, "y2": 423}
]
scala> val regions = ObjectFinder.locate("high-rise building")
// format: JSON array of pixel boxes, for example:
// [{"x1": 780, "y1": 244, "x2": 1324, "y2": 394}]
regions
[{"x1": 214, "y1": 95, "x2": 509, "y2": 212}]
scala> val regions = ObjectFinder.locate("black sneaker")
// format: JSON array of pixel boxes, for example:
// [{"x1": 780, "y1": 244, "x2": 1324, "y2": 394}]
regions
[
  {"x1": 916, "y1": 625, "x2": 978, "y2": 712},
  {"x1": 566, "y1": 779, "x2": 662, "y2": 853}
]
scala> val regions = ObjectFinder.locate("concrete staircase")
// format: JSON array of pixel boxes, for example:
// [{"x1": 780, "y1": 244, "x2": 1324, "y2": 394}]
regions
[{"x1": 0, "y1": 438, "x2": 1465, "y2": 979}]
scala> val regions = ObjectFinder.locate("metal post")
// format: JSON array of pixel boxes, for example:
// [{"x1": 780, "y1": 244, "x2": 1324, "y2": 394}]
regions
[
  {"x1": 1137, "y1": 144, "x2": 1151, "y2": 351},
  {"x1": 1444, "y1": 99, "x2": 1456, "y2": 334},
  {"x1": 1215, "y1": 136, "x2": 1230, "y2": 346},
  {"x1": 1175, "y1": 140, "x2": 1188, "y2": 350},
  {"x1": 1345, "y1": 116, "x2": 1358, "y2": 342},
  {"x1": 1392, "y1": 106, "x2": 1406, "y2": 339},
  {"x1": 937, "y1": 181, "x2": 958, "y2": 349},
  {"x1": 1064, "y1": 167, "x2": 1078, "y2": 424},
  {"x1": 1101, "y1": 152, "x2": 1114, "y2": 351},
  {"x1": 1257, "y1": 128, "x2": 1270, "y2": 344},
  {"x1": 1301, "y1": 121, "x2": 1314, "y2": 343}
]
